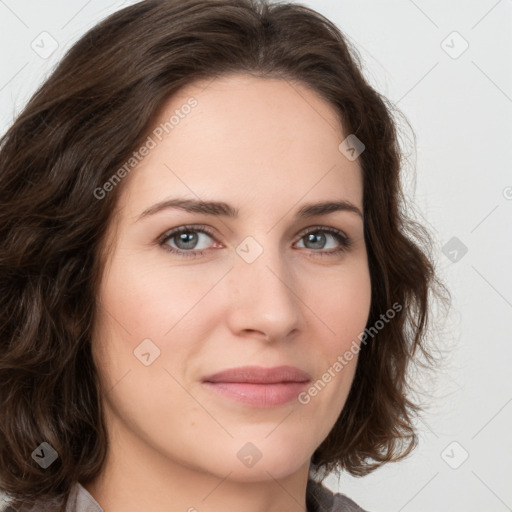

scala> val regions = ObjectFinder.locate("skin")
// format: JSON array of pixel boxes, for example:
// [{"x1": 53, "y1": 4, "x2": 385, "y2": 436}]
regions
[{"x1": 84, "y1": 72, "x2": 372, "y2": 512}]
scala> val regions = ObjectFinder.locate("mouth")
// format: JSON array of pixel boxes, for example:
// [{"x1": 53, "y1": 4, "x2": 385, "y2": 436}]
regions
[{"x1": 201, "y1": 365, "x2": 311, "y2": 408}]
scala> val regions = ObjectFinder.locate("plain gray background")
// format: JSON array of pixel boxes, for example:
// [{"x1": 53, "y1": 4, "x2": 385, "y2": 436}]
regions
[{"x1": 1, "y1": 1, "x2": 511, "y2": 511}]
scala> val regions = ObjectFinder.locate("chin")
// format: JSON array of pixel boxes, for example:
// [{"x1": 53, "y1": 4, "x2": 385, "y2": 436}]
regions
[{"x1": 210, "y1": 440, "x2": 311, "y2": 483}]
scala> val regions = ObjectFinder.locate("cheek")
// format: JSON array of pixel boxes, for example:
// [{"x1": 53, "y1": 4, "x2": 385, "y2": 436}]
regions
[
  {"x1": 297, "y1": 260, "x2": 371, "y2": 420},
  {"x1": 92, "y1": 250, "x2": 230, "y2": 396},
  {"x1": 97, "y1": 251, "x2": 221, "y2": 339},
  {"x1": 310, "y1": 259, "x2": 372, "y2": 345},
  {"x1": 91, "y1": 255, "x2": 216, "y2": 458}
]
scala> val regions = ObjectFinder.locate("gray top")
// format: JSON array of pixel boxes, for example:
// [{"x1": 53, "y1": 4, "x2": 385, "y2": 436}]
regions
[
  {"x1": 307, "y1": 478, "x2": 369, "y2": 512},
  {"x1": 2, "y1": 478, "x2": 368, "y2": 512}
]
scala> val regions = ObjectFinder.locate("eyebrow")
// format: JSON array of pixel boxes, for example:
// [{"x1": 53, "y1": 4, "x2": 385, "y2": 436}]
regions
[{"x1": 136, "y1": 197, "x2": 363, "y2": 222}]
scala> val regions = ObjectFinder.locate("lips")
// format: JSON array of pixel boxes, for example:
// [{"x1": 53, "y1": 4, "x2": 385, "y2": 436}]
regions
[
  {"x1": 202, "y1": 365, "x2": 311, "y2": 384},
  {"x1": 201, "y1": 365, "x2": 311, "y2": 408}
]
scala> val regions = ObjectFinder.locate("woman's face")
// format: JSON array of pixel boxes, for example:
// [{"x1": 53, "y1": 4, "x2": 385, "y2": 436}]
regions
[{"x1": 92, "y1": 73, "x2": 371, "y2": 483}]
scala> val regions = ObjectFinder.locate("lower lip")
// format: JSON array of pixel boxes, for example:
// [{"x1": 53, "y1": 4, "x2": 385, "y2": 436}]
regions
[{"x1": 202, "y1": 381, "x2": 309, "y2": 408}]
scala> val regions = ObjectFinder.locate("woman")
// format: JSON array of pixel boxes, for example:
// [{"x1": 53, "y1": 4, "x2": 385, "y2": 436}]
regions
[{"x1": 0, "y1": 1, "x2": 446, "y2": 511}]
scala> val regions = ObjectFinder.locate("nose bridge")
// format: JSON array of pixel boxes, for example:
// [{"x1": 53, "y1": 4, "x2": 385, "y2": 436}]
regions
[{"x1": 227, "y1": 233, "x2": 301, "y2": 338}]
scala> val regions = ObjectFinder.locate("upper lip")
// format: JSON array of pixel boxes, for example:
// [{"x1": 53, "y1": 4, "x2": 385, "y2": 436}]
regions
[{"x1": 202, "y1": 365, "x2": 311, "y2": 384}]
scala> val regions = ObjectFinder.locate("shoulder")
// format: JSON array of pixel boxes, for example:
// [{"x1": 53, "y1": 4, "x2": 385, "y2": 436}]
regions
[
  {"x1": 306, "y1": 478, "x2": 371, "y2": 512},
  {"x1": 1, "y1": 502, "x2": 58, "y2": 512},
  {"x1": 0, "y1": 497, "x2": 64, "y2": 512},
  {"x1": 0, "y1": 482, "x2": 85, "y2": 512}
]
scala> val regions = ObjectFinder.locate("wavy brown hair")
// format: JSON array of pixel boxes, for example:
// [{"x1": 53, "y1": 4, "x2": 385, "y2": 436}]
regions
[{"x1": 0, "y1": 0, "x2": 447, "y2": 510}]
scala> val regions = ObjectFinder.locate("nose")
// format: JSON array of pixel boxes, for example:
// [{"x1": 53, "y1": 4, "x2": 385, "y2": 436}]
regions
[{"x1": 225, "y1": 242, "x2": 302, "y2": 342}]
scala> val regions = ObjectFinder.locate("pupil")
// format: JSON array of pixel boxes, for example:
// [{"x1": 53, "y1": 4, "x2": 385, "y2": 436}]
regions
[
  {"x1": 306, "y1": 232, "x2": 325, "y2": 249},
  {"x1": 177, "y1": 232, "x2": 197, "y2": 249}
]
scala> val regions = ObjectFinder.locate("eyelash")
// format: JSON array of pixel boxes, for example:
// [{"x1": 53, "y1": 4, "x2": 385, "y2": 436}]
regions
[{"x1": 157, "y1": 224, "x2": 352, "y2": 259}]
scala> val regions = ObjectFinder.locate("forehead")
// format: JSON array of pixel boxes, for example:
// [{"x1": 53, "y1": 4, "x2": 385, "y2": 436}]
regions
[{"x1": 116, "y1": 73, "x2": 363, "y2": 221}]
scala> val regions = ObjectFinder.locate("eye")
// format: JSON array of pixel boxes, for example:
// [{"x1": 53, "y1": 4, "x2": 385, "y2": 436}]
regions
[
  {"x1": 294, "y1": 226, "x2": 352, "y2": 256},
  {"x1": 158, "y1": 224, "x2": 217, "y2": 258},
  {"x1": 157, "y1": 224, "x2": 352, "y2": 259}
]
